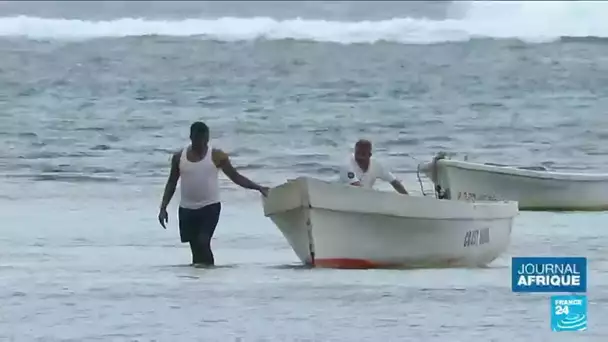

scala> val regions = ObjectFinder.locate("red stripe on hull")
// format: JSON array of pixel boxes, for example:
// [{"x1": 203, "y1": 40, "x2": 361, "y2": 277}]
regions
[
  {"x1": 313, "y1": 258, "x2": 465, "y2": 269},
  {"x1": 314, "y1": 258, "x2": 395, "y2": 269}
]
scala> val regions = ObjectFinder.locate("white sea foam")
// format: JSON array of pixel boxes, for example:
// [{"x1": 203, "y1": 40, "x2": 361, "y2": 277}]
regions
[{"x1": 0, "y1": 1, "x2": 605, "y2": 43}]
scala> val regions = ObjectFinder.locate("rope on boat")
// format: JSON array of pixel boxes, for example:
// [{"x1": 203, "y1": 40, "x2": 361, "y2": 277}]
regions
[
  {"x1": 402, "y1": 153, "x2": 430, "y2": 196},
  {"x1": 416, "y1": 163, "x2": 426, "y2": 196},
  {"x1": 404, "y1": 152, "x2": 453, "y2": 198}
]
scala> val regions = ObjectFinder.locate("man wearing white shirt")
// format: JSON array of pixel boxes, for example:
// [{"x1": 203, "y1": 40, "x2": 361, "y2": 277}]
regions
[{"x1": 339, "y1": 139, "x2": 408, "y2": 194}]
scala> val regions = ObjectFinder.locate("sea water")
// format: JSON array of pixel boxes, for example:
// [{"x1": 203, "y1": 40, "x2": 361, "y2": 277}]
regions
[{"x1": 2, "y1": 1, "x2": 608, "y2": 341}]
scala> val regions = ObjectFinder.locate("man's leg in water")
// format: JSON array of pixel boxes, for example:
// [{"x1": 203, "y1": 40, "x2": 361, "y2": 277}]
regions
[
  {"x1": 189, "y1": 240, "x2": 202, "y2": 264},
  {"x1": 191, "y1": 203, "x2": 221, "y2": 266},
  {"x1": 178, "y1": 207, "x2": 203, "y2": 265},
  {"x1": 193, "y1": 231, "x2": 214, "y2": 265}
]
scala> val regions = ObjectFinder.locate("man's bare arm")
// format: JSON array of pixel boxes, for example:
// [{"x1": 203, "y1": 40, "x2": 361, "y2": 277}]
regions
[
  {"x1": 160, "y1": 152, "x2": 181, "y2": 209},
  {"x1": 213, "y1": 149, "x2": 268, "y2": 194},
  {"x1": 390, "y1": 179, "x2": 408, "y2": 195}
]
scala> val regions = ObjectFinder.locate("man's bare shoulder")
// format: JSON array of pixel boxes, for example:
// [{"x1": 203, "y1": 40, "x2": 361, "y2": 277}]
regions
[
  {"x1": 211, "y1": 147, "x2": 228, "y2": 159},
  {"x1": 169, "y1": 148, "x2": 183, "y2": 165},
  {"x1": 211, "y1": 148, "x2": 229, "y2": 167}
]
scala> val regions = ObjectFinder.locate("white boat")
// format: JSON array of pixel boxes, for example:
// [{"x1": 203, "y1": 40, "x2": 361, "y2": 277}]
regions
[
  {"x1": 419, "y1": 154, "x2": 608, "y2": 211},
  {"x1": 262, "y1": 177, "x2": 518, "y2": 269}
]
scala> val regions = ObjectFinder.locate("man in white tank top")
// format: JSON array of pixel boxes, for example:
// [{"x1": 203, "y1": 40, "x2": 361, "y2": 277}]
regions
[
  {"x1": 158, "y1": 121, "x2": 269, "y2": 266},
  {"x1": 339, "y1": 139, "x2": 409, "y2": 194}
]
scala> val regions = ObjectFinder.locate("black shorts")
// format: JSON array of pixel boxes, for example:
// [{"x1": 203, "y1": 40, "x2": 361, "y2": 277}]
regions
[{"x1": 178, "y1": 202, "x2": 221, "y2": 243}]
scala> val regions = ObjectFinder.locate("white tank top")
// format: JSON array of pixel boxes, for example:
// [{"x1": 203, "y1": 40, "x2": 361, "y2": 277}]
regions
[{"x1": 179, "y1": 144, "x2": 220, "y2": 209}]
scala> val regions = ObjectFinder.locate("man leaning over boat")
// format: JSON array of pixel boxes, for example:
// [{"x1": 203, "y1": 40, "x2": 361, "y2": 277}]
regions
[{"x1": 339, "y1": 139, "x2": 408, "y2": 194}]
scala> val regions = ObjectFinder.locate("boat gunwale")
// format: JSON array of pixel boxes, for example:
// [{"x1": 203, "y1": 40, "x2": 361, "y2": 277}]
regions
[
  {"x1": 263, "y1": 177, "x2": 519, "y2": 220},
  {"x1": 438, "y1": 159, "x2": 608, "y2": 181}
]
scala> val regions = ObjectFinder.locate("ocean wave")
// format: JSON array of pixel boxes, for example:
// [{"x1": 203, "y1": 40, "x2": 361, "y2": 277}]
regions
[{"x1": 0, "y1": 1, "x2": 606, "y2": 44}]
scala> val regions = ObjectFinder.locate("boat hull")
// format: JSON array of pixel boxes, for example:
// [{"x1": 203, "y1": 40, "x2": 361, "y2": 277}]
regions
[
  {"x1": 263, "y1": 177, "x2": 518, "y2": 269},
  {"x1": 424, "y1": 159, "x2": 608, "y2": 211}
]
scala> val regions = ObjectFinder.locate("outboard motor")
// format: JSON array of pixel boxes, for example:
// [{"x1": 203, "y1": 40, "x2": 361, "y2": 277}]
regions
[
  {"x1": 417, "y1": 151, "x2": 451, "y2": 199},
  {"x1": 435, "y1": 184, "x2": 449, "y2": 199}
]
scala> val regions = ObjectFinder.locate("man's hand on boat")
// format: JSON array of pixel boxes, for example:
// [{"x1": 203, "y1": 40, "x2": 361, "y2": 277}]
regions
[
  {"x1": 258, "y1": 186, "x2": 269, "y2": 197},
  {"x1": 389, "y1": 179, "x2": 409, "y2": 195}
]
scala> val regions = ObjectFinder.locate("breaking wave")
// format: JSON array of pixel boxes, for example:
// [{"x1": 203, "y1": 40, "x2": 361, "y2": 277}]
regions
[{"x1": 0, "y1": 1, "x2": 605, "y2": 44}]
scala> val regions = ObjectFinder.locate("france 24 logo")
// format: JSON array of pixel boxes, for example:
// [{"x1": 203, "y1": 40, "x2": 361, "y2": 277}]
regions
[{"x1": 551, "y1": 295, "x2": 587, "y2": 331}]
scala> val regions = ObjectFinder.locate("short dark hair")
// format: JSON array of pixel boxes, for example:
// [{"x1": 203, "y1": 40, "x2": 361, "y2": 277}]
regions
[
  {"x1": 190, "y1": 121, "x2": 209, "y2": 137},
  {"x1": 355, "y1": 139, "x2": 372, "y2": 150}
]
